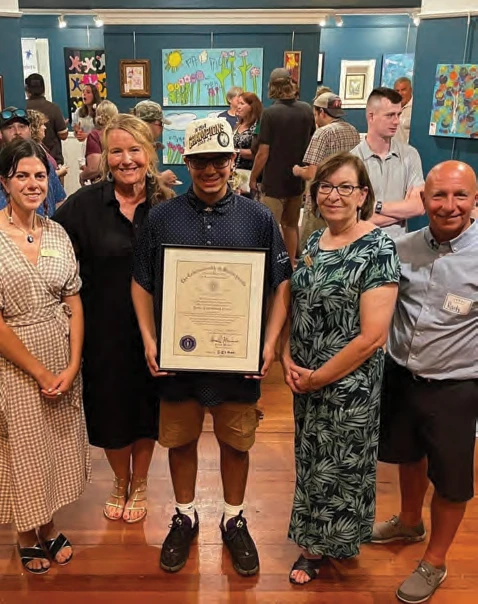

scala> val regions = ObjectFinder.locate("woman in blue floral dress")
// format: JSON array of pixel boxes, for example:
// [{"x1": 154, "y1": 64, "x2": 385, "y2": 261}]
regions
[{"x1": 282, "y1": 153, "x2": 400, "y2": 584}]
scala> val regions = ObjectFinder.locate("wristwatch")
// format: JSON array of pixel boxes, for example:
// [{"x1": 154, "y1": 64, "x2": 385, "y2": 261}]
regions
[{"x1": 375, "y1": 200, "x2": 383, "y2": 214}]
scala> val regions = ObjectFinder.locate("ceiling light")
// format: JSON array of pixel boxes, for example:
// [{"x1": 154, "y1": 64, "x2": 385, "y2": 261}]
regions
[
  {"x1": 319, "y1": 16, "x2": 327, "y2": 27},
  {"x1": 94, "y1": 15, "x2": 104, "y2": 27},
  {"x1": 58, "y1": 15, "x2": 67, "y2": 28},
  {"x1": 335, "y1": 16, "x2": 344, "y2": 27},
  {"x1": 412, "y1": 13, "x2": 420, "y2": 26}
]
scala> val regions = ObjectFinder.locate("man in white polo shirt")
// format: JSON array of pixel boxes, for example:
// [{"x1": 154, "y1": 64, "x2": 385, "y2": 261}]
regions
[{"x1": 351, "y1": 87, "x2": 425, "y2": 239}]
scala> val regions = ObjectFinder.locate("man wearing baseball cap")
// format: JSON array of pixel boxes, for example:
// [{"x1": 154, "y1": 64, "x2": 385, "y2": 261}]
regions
[
  {"x1": 132, "y1": 100, "x2": 177, "y2": 186},
  {"x1": 132, "y1": 117, "x2": 291, "y2": 576},
  {"x1": 293, "y1": 92, "x2": 360, "y2": 248},
  {"x1": 250, "y1": 67, "x2": 315, "y2": 262},
  {"x1": 0, "y1": 107, "x2": 65, "y2": 216}
]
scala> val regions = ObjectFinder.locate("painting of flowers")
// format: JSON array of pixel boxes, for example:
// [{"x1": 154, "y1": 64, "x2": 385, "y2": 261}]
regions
[
  {"x1": 162, "y1": 48, "x2": 263, "y2": 106},
  {"x1": 284, "y1": 51, "x2": 302, "y2": 86},
  {"x1": 429, "y1": 64, "x2": 478, "y2": 139}
]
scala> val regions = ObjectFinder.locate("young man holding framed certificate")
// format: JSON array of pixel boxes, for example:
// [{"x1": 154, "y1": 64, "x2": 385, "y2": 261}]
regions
[{"x1": 132, "y1": 117, "x2": 292, "y2": 577}]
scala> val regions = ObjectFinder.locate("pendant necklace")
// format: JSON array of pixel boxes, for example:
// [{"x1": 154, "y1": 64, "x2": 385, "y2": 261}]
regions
[{"x1": 6, "y1": 206, "x2": 37, "y2": 243}]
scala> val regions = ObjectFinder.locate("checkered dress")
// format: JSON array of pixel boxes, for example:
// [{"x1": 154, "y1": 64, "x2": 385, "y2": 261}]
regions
[{"x1": 0, "y1": 219, "x2": 90, "y2": 532}]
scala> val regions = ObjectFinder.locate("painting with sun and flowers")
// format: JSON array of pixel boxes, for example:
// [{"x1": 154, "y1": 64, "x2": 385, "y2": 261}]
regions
[
  {"x1": 162, "y1": 48, "x2": 263, "y2": 107},
  {"x1": 161, "y1": 109, "x2": 221, "y2": 164},
  {"x1": 429, "y1": 64, "x2": 478, "y2": 139}
]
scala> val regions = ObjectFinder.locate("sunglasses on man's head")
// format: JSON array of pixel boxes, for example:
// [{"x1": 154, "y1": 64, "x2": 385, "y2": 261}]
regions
[
  {"x1": 0, "y1": 109, "x2": 28, "y2": 121},
  {"x1": 187, "y1": 156, "x2": 232, "y2": 170}
]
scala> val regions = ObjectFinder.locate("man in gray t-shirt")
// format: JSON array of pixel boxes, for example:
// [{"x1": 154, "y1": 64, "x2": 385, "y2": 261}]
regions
[
  {"x1": 351, "y1": 87, "x2": 425, "y2": 240},
  {"x1": 250, "y1": 68, "x2": 315, "y2": 261}
]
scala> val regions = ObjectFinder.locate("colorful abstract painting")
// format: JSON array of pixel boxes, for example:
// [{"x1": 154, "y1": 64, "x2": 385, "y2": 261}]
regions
[
  {"x1": 284, "y1": 51, "x2": 301, "y2": 86},
  {"x1": 162, "y1": 48, "x2": 263, "y2": 107},
  {"x1": 64, "y1": 48, "x2": 107, "y2": 121},
  {"x1": 429, "y1": 64, "x2": 478, "y2": 139},
  {"x1": 162, "y1": 110, "x2": 222, "y2": 164},
  {"x1": 381, "y1": 53, "x2": 415, "y2": 89}
]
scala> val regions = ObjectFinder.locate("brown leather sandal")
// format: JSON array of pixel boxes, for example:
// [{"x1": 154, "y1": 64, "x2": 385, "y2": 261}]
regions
[
  {"x1": 103, "y1": 476, "x2": 129, "y2": 521},
  {"x1": 123, "y1": 476, "x2": 148, "y2": 524}
]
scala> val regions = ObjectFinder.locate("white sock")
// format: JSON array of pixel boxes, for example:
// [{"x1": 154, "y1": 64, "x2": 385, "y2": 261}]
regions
[
  {"x1": 224, "y1": 502, "x2": 244, "y2": 526},
  {"x1": 175, "y1": 500, "x2": 196, "y2": 525}
]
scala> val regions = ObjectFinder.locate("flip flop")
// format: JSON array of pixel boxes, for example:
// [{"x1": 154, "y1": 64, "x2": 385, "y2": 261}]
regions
[
  {"x1": 44, "y1": 533, "x2": 73, "y2": 566},
  {"x1": 289, "y1": 554, "x2": 323, "y2": 584}
]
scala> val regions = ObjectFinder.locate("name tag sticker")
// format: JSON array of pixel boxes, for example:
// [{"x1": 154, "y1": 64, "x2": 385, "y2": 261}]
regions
[
  {"x1": 40, "y1": 248, "x2": 60, "y2": 258},
  {"x1": 443, "y1": 293, "x2": 473, "y2": 315}
]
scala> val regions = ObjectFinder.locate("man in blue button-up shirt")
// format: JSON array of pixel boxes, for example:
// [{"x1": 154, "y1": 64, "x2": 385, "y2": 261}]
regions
[
  {"x1": 132, "y1": 117, "x2": 291, "y2": 577},
  {"x1": 372, "y1": 161, "x2": 478, "y2": 604}
]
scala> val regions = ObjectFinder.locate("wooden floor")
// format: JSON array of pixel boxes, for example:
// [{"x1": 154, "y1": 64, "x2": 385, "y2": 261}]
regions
[{"x1": 1, "y1": 363, "x2": 477, "y2": 604}]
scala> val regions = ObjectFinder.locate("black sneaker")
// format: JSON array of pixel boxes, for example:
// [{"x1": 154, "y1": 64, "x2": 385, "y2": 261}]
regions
[
  {"x1": 160, "y1": 508, "x2": 199, "y2": 573},
  {"x1": 220, "y1": 511, "x2": 259, "y2": 576}
]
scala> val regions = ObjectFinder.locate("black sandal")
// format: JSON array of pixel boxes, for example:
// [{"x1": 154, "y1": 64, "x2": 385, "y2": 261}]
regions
[
  {"x1": 44, "y1": 533, "x2": 73, "y2": 566},
  {"x1": 17, "y1": 542, "x2": 50, "y2": 575},
  {"x1": 289, "y1": 554, "x2": 323, "y2": 584}
]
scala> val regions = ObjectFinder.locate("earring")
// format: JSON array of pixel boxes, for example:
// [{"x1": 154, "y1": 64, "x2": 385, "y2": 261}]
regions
[
  {"x1": 146, "y1": 171, "x2": 154, "y2": 180},
  {"x1": 106, "y1": 171, "x2": 114, "y2": 182}
]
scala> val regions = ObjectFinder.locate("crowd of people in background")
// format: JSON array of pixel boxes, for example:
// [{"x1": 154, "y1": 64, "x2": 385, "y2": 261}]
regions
[{"x1": 0, "y1": 63, "x2": 476, "y2": 604}]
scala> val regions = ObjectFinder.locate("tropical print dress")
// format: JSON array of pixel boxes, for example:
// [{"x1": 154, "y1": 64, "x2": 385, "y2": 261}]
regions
[{"x1": 288, "y1": 228, "x2": 400, "y2": 558}]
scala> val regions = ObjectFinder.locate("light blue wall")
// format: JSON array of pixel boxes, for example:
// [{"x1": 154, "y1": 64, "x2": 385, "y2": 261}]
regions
[
  {"x1": 320, "y1": 15, "x2": 418, "y2": 133},
  {"x1": 0, "y1": 17, "x2": 26, "y2": 108},
  {"x1": 21, "y1": 15, "x2": 104, "y2": 119}
]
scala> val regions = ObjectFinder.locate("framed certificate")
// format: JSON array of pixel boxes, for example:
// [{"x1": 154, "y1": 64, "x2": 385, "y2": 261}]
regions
[{"x1": 159, "y1": 245, "x2": 268, "y2": 374}]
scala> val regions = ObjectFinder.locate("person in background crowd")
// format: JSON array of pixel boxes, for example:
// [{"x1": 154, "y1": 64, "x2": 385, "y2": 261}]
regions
[
  {"x1": 132, "y1": 117, "x2": 291, "y2": 577},
  {"x1": 293, "y1": 92, "x2": 360, "y2": 249},
  {"x1": 351, "y1": 87, "x2": 424, "y2": 240},
  {"x1": 27, "y1": 109, "x2": 68, "y2": 180},
  {"x1": 232, "y1": 92, "x2": 262, "y2": 195},
  {"x1": 218, "y1": 86, "x2": 243, "y2": 130},
  {"x1": 282, "y1": 152, "x2": 399, "y2": 585},
  {"x1": 25, "y1": 73, "x2": 68, "y2": 167},
  {"x1": 54, "y1": 115, "x2": 172, "y2": 525},
  {"x1": 0, "y1": 139, "x2": 90, "y2": 575},
  {"x1": 373, "y1": 160, "x2": 478, "y2": 604},
  {"x1": 394, "y1": 77, "x2": 413, "y2": 144},
  {"x1": 72, "y1": 83, "x2": 101, "y2": 142},
  {"x1": 0, "y1": 107, "x2": 65, "y2": 216},
  {"x1": 250, "y1": 68, "x2": 315, "y2": 262},
  {"x1": 80, "y1": 99, "x2": 118, "y2": 185},
  {"x1": 313, "y1": 85, "x2": 333, "y2": 101},
  {"x1": 132, "y1": 100, "x2": 178, "y2": 187}
]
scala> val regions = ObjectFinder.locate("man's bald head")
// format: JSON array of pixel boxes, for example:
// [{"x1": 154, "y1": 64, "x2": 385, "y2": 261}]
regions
[{"x1": 422, "y1": 160, "x2": 477, "y2": 242}]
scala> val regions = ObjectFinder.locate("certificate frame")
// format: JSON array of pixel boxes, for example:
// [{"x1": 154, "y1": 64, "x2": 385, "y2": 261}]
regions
[{"x1": 158, "y1": 245, "x2": 268, "y2": 374}]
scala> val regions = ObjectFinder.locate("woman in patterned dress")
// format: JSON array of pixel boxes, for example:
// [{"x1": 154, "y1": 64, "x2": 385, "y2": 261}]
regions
[
  {"x1": 281, "y1": 152, "x2": 400, "y2": 584},
  {"x1": 0, "y1": 139, "x2": 90, "y2": 574}
]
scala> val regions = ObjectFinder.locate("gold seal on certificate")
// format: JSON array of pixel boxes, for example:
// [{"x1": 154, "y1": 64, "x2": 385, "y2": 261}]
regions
[{"x1": 159, "y1": 245, "x2": 267, "y2": 373}]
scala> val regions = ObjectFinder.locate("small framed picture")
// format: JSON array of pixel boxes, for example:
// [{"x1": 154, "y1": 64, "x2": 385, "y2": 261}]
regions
[
  {"x1": 0, "y1": 76, "x2": 4, "y2": 111},
  {"x1": 283, "y1": 51, "x2": 302, "y2": 86},
  {"x1": 317, "y1": 53, "x2": 324, "y2": 83},
  {"x1": 119, "y1": 59, "x2": 151, "y2": 98},
  {"x1": 344, "y1": 74, "x2": 366, "y2": 101}
]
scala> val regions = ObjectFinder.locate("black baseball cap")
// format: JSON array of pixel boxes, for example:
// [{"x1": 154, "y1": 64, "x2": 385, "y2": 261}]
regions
[{"x1": 0, "y1": 107, "x2": 30, "y2": 129}]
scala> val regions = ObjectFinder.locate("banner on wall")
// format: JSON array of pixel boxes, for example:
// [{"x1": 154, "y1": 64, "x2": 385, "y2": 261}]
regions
[
  {"x1": 162, "y1": 48, "x2": 263, "y2": 107},
  {"x1": 381, "y1": 53, "x2": 415, "y2": 88},
  {"x1": 162, "y1": 109, "x2": 221, "y2": 165},
  {"x1": 64, "y1": 48, "x2": 107, "y2": 121},
  {"x1": 429, "y1": 64, "x2": 477, "y2": 139}
]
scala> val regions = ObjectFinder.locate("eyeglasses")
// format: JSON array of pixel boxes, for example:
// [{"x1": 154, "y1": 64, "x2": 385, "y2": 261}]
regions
[
  {"x1": 0, "y1": 109, "x2": 28, "y2": 121},
  {"x1": 187, "y1": 156, "x2": 232, "y2": 170},
  {"x1": 317, "y1": 182, "x2": 363, "y2": 197}
]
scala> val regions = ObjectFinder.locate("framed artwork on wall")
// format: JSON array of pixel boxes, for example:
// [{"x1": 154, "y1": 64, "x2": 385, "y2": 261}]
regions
[
  {"x1": 317, "y1": 53, "x2": 324, "y2": 83},
  {"x1": 64, "y1": 48, "x2": 107, "y2": 122},
  {"x1": 344, "y1": 74, "x2": 366, "y2": 101},
  {"x1": 120, "y1": 59, "x2": 151, "y2": 98},
  {"x1": 284, "y1": 51, "x2": 302, "y2": 86},
  {"x1": 0, "y1": 76, "x2": 4, "y2": 111},
  {"x1": 339, "y1": 59, "x2": 376, "y2": 108}
]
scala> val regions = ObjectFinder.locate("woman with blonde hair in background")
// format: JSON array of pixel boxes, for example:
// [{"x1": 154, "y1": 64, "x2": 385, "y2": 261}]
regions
[
  {"x1": 55, "y1": 114, "x2": 173, "y2": 524},
  {"x1": 80, "y1": 99, "x2": 118, "y2": 185},
  {"x1": 27, "y1": 109, "x2": 68, "y2": 180}
]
